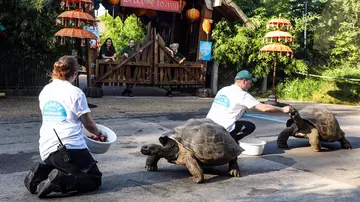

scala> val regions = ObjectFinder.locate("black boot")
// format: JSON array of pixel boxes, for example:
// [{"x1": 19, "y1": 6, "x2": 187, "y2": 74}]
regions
[
  {"x1": 122, "y1": 89, "x2": 129, "y2": 96},
  {"x1": 37, "y1": 169, "x2": 76, "y2": 198},
  {"x1": 127, "y1": 90, "x2": 134, "y2": 97},
  {"x1": 24, "y1": 162, "x2": 53, "y2": 194},
  {"x1": 165, "y1": 91, "x2": 173, "y2": 97}
]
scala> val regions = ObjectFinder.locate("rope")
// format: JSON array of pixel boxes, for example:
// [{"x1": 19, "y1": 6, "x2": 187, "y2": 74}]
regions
[{"x1": 295, "y1": 72, "x2": 360, "y2": 82}]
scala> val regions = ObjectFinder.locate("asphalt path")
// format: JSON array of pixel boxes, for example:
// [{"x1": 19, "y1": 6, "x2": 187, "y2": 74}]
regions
[{"x1": 1, "y1": 101, "x2": 360, "y2": 202}]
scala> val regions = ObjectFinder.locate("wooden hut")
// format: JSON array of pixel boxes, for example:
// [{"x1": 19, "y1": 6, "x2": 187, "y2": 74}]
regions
[{"x1": 87, "y1": 0, "x2": 252, "y2": 97}]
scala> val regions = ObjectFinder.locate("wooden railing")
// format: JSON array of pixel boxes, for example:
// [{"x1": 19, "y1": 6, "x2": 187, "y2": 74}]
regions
[{"x1": 94, "y1": 31, "x2": 204, "y2": 88}]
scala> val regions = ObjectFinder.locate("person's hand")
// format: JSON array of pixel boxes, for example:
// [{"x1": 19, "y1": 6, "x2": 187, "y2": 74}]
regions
[
  {"x1": 104, "y1": 58, "x2": 110, "y2": 62},
  {"x1": 123, "y1": 53, "x2": 129, "y2": 58},
  {"x1": 98, "y1": 131, "x2": 108, "y2": 142},
  {"x1": 138, "y1": 49, "x2": 143, "y2": 53},
  {"x1": 282, "y1": 105, "x2": 294, "y2": 113},
  {"x1": 111, "y1": 56, "x2": 116, "y2": 62}
]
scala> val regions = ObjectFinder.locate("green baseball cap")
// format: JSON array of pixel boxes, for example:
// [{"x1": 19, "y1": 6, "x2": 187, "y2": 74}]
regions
[{"x1": 235, "y1": 70, "x2": 257, "y2": 82}]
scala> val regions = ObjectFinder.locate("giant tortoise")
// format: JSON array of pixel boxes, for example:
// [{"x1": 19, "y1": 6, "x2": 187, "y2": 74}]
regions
[
  {"x1": 277, "y1": 106, "x2": 352, "y2": 151},
  {"x1": 140, "y1": 118, "x2": 244, "y2": 183}
]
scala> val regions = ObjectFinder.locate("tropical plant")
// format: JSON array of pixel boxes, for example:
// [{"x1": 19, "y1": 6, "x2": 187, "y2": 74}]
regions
[{"x1": 99, "y1": 14, "x2": 145, "y2": 55}]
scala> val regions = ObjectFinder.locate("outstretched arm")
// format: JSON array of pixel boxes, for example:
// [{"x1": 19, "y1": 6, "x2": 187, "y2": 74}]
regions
[{"x1": 254, "y1": 103, "x2": 292, "y2": 113}]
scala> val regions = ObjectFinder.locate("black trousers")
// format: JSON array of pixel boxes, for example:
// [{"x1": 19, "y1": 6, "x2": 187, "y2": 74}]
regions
[
  {"x1": 43, "y1": 148, "x2": 102, "y2": 193},
  {"x1": 229, "y1": 120, "x2": 256, "y2": 143}
]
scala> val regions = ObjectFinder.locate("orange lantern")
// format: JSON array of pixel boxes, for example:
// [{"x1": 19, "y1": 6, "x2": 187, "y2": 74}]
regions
[
  {"x1": 180, "y1": 0, "x2": 186, "y2": 19},
  {"x1": 202, "y1": 19, "x2": 213, "y2": 41},
  {"x1": 108, "y1": 0, "x2": 120, "y2": 17},
  {"x1": 181, "y1": 1, "x2": 187, "y2": 10},
  {"x1": 186, "y1": 8, "x2": 200, "y2": 32}
]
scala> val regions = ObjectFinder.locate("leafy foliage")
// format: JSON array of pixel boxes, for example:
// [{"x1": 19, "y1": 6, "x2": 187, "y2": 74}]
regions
[
  {"x1": 313, "y1": 0, "x2": 360, "y2": 69},
  {"x1": 211, "y1": 13, "x2": 307, "y2": 79},
  {"x1": 0, "y1": 0, "x2": 61, "y2": 55},
  {"x1": 99, "y1": 14, "x2": 145, "y2": 55}
]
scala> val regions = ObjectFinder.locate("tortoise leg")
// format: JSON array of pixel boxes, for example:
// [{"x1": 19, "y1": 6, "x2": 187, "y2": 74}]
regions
[
  {"x1": 184, "y1": 152, "x2": 204, "y2": 183},
  {"x1": 228, "y1": 158, "x2": 240, "y2": 177},
  {"x1": 339, "y1": 136, "x2": 352, "y2": 149},
  {"x1": 145, "y1": 155, "x2": 161, "y2": 171},
  {"x1": 277, "y1": 123, "x2": 297, "y2": 149},
  {"x1": 308, "y1": 128, "x2": 321, "y2": 152}
]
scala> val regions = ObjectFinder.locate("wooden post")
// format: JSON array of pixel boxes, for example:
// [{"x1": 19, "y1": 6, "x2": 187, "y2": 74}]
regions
[
  {"x1": 153, "y1": 29, "x2": 159, "y2": 84},
  {"x1": 211, "y1": 62, "x2": 218, "y2": 95},
  {"x1": 196, "y1": 6, "x2": 213, "y2": 88}
]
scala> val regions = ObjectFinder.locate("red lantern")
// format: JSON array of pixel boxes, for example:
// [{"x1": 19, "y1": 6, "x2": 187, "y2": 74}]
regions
[
  {"x1": 108, "y1": 0, "x2": 120, "y2": 17},
  {"x1": 186, "y1": 8, "x2": 200, "y2": 32}
]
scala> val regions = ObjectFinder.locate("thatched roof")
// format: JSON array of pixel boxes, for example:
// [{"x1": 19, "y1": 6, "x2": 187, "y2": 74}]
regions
[{"x1": 204, "y1": 0, "x2": 255, "y2": 29}]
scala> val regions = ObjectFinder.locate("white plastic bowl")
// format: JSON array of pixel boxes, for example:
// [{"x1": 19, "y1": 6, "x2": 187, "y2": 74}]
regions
[
  {"x1": 82, "y1": 124, "x2": 117, "y2": 154},
  {"x1": 239, "y1": 139, "x2": 267, "y2": 156}
]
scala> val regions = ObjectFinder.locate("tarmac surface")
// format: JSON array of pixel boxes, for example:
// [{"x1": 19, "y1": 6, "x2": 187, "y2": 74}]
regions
[{"x1": 1, "y1": 86, "x2": 360, "y2": 201}]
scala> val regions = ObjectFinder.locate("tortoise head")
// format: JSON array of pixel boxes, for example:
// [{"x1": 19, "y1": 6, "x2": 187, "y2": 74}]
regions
[
  {"x1": 289, "y1": 108, "x2": 300, "y2": 120},
  {"x1": 140, "y1": 135, "x2": 179, "y2": 161}
]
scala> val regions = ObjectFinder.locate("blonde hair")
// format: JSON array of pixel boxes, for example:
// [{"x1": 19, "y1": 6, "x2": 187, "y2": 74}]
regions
[
  {"x1": 170, "y1": 43, "x2": 179, "y2": 49},
  {"x1": 52, "y1": 56, "x2": 78, "y2": 80}
]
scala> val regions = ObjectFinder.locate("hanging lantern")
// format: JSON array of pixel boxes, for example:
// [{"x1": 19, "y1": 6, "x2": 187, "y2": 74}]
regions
[
  {"x1": 181, "y1": 1, "x2": 187, "y2": 10},
  {"x1": 202, "y1": 18, "x2": 213, "y2": 41},
  {"x1": 186, "y1": 8, "x2": 200, "y2": 32},
  {"x1": 108, "y1": 0, "x2": 120, "y2": 17},
  {"x1": 180, "y1": 0, "x2": 186, "y2": 19}
]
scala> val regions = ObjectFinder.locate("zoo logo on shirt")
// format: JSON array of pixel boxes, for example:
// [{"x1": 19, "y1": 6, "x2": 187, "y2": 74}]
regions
[
  {"x1": 42, "y1": 101, "x2": 67, "y2": 123},
  {"x1": 213, "y1": 94, "x2": 230, "y2": 109}
]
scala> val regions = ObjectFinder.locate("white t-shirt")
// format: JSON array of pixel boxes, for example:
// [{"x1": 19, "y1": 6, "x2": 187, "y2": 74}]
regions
[
  {"x1": 38, "y1": 79, "x2": 91, "y2": 161},
  {"x1": 206, "y1": 84, "x2": 260, "y2": 132}
]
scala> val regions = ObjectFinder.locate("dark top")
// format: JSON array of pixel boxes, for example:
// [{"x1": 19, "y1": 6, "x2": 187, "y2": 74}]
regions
[
  {"x1": 122, "y1": 46, "x2": 134, "y2": 56},
  {"x1": 174, "y1": 52, "x2": 184, "y2": 59},
  {"x1": 99, "y1": 45, "x2": 116, "y2": 59},
  {"x1": 122, "y1": 46, "x2": 136, "y2": 61}
]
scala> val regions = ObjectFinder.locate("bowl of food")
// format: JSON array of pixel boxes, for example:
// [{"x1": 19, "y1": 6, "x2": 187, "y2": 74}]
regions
[
  {"x1": 239, "y1": 138, "x2": 266, "y2": 156},
  {"x1": 82, "y1": 124, "x2": 117, "y2": 154}
]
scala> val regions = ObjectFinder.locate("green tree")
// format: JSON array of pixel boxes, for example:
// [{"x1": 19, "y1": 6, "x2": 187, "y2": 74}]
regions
[
  {"x1": 99, "y1": 14, "x2": 145, "y2": 55},
  {"x1": 0, "y1": 0, "x2": 61, "y2": 56},
  {"x1": 313, "y1": 0, "x2": 360, "y2": 69},
  {"x1": 211, "y1": 8, "x2": 307, "y2": 79}
]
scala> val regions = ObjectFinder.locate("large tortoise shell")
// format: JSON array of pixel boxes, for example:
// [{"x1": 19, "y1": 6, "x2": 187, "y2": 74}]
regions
[
  {"x1": 293, "y1": 106, "x2": 344, "y2": 141},
  {"x1": 170, "y1": 118, "x2": 243, "y2": 165}
]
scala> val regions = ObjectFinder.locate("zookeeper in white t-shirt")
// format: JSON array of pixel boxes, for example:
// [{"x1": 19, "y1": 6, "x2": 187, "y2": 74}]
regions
[
  {"x1": 207, "y1": 70, "x2": 293, "y2": 143},
  {"x1": 24, "y1": 56, "x2": 107, "y2": 198}
]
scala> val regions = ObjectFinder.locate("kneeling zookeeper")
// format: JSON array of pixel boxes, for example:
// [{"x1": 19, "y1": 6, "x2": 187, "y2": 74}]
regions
[{"x1": 24, "y1": 56, "x2": 107, "y2": 198}]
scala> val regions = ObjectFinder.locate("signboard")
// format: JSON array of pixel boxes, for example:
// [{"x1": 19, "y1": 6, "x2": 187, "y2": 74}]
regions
[
  {"x1": 121, "y1": 0, "x2": 181, "y2": 13},
  {"x1": 199, "y1": 41, "x2": 212, "y2": 61},
  {"x1": 83, "y1": 26, "x2": 100, "y2": 49}
]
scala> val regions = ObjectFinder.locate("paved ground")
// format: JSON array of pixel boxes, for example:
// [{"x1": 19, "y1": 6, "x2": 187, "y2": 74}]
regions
[{"x1": 1, "y1": 94, "x2": 360, "y2": 202}]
